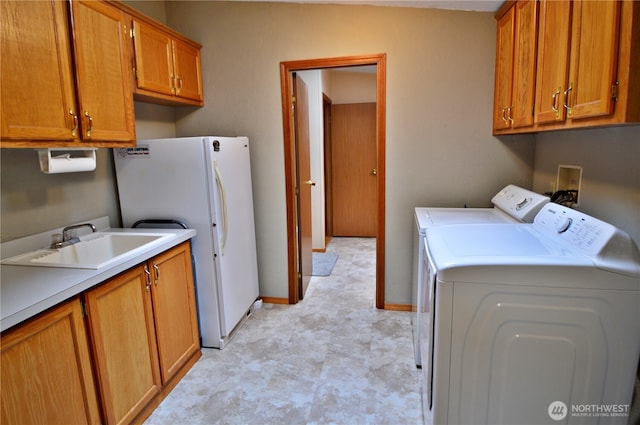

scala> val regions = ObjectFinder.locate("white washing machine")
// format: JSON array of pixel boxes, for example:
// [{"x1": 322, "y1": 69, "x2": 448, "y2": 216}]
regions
[
  {"x1": 412, "y1": 185, "x2": 549, "y2": 366},
  {"x1": 420, "y1": 204, "x2": 640, "y2": 425}
]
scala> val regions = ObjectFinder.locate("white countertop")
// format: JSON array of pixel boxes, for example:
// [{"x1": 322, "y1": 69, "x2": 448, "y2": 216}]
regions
[{"x1": 1, "y1": 226, "x2": 196, "y2": 332}]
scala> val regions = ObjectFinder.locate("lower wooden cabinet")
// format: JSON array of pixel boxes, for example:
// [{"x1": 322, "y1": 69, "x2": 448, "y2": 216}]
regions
[
  {"x1": 1, "y1": 241, "x2": 201, "y2": 425},
  {"x1": 1, "y1": 297, "x2": 101, "y2": 425},
  {"x1": 150, "y1": 243, "x2": 200, "y2": 383},
  {"x1": 85, "y1": 241, "x2": 201, "y2": 424},
  {"x1": 85, "y1": 263, "x2": 163, "y2": 425}
]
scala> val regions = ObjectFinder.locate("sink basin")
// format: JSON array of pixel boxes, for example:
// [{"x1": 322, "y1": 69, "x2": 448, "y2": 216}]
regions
[{"x1": 1, "y1": 232, "x2": 172, "y2": 269}]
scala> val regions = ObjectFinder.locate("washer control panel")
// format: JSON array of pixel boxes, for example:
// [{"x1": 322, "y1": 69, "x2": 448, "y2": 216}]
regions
[{"x1": 534, "y1": 204, "x2": 617, "y2": 254}]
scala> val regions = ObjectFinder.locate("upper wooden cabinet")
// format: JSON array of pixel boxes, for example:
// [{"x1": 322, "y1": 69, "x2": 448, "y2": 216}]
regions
[
  {"x1": 492, "y1": 0, "x2": 538, "y2": 133},
  {"x1": 535, "y1": 0, "x2": 621, "y2": 124},
  {"x1": 71, "y1": 0, "x2": 136, "y2": 143},
  {"x1": 533, "y1": 0, "x2": 573, "y2": 124},
  {"x1": 132, "y1": 18, "x2": 204, "y2": 106},
  {"x1": 0, "y1": 0, "x2": 136, "y2": 148},
  {"x1": 496, "y1": 0, "x2": 640, "y2": 134}
]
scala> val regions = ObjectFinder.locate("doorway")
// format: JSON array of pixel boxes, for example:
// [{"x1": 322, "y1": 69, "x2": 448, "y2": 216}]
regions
[{"x1": 280, "y1": 53, "x2": 386, "y2": 309}]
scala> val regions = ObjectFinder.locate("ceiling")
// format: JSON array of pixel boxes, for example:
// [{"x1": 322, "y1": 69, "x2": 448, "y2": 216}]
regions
[{"x1": 228, "y1": 0, "x2": 503, "y2": 12}]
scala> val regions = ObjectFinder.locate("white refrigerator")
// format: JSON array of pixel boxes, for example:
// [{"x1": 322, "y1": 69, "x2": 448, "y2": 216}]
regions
[{"x1": 113, "y1": 136, "x2": 259, "y2": 348}]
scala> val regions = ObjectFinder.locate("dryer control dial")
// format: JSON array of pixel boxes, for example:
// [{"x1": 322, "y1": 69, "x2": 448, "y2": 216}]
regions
[{"x1": 516, "y1": 198, "x2": 530, "y2": 210}]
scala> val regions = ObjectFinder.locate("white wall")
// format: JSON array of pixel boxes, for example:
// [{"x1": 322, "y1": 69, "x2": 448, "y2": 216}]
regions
[
  {"x1": 3, "y1": 2, "x2": 636, "y2": 305},
  {"x1": 532, "y1": 125, "x2": 640, "y2": 245},
  {"x1": 165, "y1": 1, "x2": 534, "y2": 303},
  {"x1": 296, "y1": 70, "x2": 326, "y2": 251},
  {"x1": 328, "y1": 69, "x2": 377, "y2": 104}
]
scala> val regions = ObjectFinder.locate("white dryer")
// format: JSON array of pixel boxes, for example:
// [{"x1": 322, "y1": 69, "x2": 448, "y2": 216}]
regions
[
  {"x1": 412, "y1": 185, "x2": 549, "y2": 366},
  {"x1": 420, "y1": 204, "x2": 640, "y2": 425}
]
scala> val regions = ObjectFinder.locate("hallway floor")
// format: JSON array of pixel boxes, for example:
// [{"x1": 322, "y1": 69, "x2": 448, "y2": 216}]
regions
[{"x1": 144, "y1": 237, "x2": 423, "y2": 425}]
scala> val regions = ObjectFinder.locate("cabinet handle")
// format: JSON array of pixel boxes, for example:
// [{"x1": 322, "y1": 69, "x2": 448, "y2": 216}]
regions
[
  {"x1": 551, "y1": 88, "x2": 561, "y2": 116},
  {"x1": 153, "y1": 262, "x2": 160, "y2": 285},
  {"x1": 170, "y1": 75, "x2": 176, "y2": 94},
  {"x1": 501, "y1": 107, "x2": 508, "y2": 123},
  {"x1": 84, "y1": 111, "x2": 93, "y2": 137},
  {"x1": 563, "y1": 83, "x2": 573, "y2": 116},
  {"x1": 506, "y1": 106, "x2": 514, "y2": 124},
  {"x1": 69, "y1": 109, "x2": 78, "y2": 137},
  {"x1": 144, "y1": 265, "x2": 152, "y2": 291},
  {"x1": 176, "y1": 76, "x2": 183, "y2": 94}
]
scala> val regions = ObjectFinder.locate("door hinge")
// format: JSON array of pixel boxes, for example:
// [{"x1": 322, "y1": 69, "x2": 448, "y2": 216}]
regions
[
  {"x1": 81, "y1": 300, "x2": 88, "y2": 318},
  {"x1": 297, "y1": 273, "x2": 302, "y2": 279},
  {"x1": 611, "y1": 82, "x2": 619, "y2": 101},
  {"x1": 292, "y1": 96, "x2": 296, "y2": 104}
]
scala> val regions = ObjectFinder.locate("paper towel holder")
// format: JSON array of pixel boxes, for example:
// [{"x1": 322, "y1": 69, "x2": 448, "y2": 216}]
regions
[{"x1": 36, "y1": 148, "x2": 97, "y2": 174}]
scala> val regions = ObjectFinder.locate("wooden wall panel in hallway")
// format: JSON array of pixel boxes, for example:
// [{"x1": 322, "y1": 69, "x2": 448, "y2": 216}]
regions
[{"x1": 331, "y1": 102, "x2": 377, "y2": 237}]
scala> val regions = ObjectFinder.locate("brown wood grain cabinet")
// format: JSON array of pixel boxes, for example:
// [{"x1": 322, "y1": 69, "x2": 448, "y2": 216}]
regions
[
  {"x1": 1, "y1": 242, "x2": 200, "y2": 425},
  {"x1": 492, "y1": 0, "x2": 538, "y2": 133},
  {"x1": 495, "y1": 0, "x2": 640, "y2": 134},
  {"x1": 85, "y1": 241, "x2": 200, "y2": 424},
  {"x1": 0, "y1": 0, "x2": 135, "y2": 148},
  {"x1": 85, "y1": 264, "x2": 163, "y2": 425},
  {"x1": 132, "y1": 18, "x2": 204, "y2": 106},
  {"x1": 1, "y1": 297, "x2": 102, "y2": 425},
  {"x1": 148, "y1": 242, "x2": 200, "y2": 383},
  {"x1": 535, "y1": 0, "x2": 621, "y2": 124}
]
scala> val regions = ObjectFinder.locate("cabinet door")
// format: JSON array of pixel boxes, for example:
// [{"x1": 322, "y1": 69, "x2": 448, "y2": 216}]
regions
[
  {"x1": 493, "y1": 6, "x2": 515, "y2": 131},
  {"x1": 173, "y1": 39, "x2": 204, "y2": 102},
  {"x1": 1, "y1": 298, "x2": 101, "y2": 425},
  {"x1": 132, "y1": 19, "x2": 175, "y2": 96},
  {"x1": 567, "y1": 0, "x2": 621, "y2": 120},
  {"x1": 0, "y1": 0, "x2": 78, "y2": 142},
  {"x1": 71, "y1": 0, "x2": 136, "y2": 143},
  {"x1": 85, "y1": 265, "x2": 161, "y2": 425},
  {"x1": 534, "y1": 0, "x2": 572, "y2": 124},
  {"x1": 510, "y1": 0, "x2": 538, "y2": 128},
  {"x1": 150, "y1": 242, "x2": 200, "y2": 383}
]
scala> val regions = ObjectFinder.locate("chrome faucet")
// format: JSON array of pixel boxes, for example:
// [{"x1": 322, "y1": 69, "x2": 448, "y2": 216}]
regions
[{"x1": 51, "y1": 223, "x2": 97, "y2": 248}]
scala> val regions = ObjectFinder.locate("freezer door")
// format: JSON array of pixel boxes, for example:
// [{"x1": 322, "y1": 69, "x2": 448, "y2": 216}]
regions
[{"x1": 205, "y1": 136, "x2": 260, "y2": 336}]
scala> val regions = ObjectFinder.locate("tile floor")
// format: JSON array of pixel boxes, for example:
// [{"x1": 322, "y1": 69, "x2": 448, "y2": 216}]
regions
[{"x1": 144, "y1": 237, "x2": 423, "y2": 425}]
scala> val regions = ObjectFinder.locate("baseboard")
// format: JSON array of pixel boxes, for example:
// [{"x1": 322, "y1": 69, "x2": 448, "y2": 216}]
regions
[
  {"x1": 260, "y1": 296, "x2": 289, "y2": 305},
  {"x1": 384, "y1": 303, "x2": 412, "y2": 312}
]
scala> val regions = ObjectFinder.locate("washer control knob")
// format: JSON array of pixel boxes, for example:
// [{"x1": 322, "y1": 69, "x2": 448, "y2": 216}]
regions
[{"x1": 556, "y1": 217, "x2": 573, "y2": 233}]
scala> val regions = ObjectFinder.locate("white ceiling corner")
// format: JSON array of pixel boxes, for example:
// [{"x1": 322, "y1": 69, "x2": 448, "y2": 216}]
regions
[{"x1": 224, "y1": 0, "x2": 503, "y2": 13}]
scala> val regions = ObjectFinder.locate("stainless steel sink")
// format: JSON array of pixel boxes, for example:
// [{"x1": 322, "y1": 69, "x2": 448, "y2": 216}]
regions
[{"x1": 1, "y1": 232, "x2": 172, "y2": 269}]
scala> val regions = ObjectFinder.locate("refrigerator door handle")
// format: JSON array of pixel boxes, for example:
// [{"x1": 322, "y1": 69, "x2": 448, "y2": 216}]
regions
[{"x1": 213, "y1": 160, "x2": 229, "y2": 255}]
